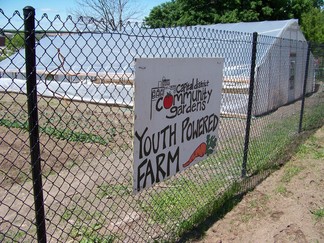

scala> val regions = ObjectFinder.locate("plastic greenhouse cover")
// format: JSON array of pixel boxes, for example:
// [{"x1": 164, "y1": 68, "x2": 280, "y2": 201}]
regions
[
  {"x1": 0, "y1": 20, "x2": 300, "y2": 114},
  {"x1": 0, "y1": 78, "x2": 248, "y2": 114},
  {"x1": 0, "y1": 20, "x2": 299, "y2": 77}
]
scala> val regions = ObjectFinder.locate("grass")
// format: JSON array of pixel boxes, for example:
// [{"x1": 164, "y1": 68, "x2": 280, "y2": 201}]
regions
[
  {"x1": 0, "y1": 229, "x2": 26, "y2": 242},
  {"x1": 312, "y1": 208, "x2": 324, "y2": 220},
  {"x1": 275, "y1": 184, "x2": 288, "y2": 195},
  {"x1": 176, "y1": 182, "x2": 242, "y2": 239},
  {"x1": 0, "y1": 118, "x2": 109, "y2": 145},
  {"x1": 1, "y1": 83, "x2": 323, "y2": 241},
  {"x1": 245, "y1": 97, "x2": 323, "y2": 175},
  {"x1": 302, "y1": 101, "x2": 324, "y2": 131},
  {"x1": 70, "y1": 223, "x2": 116, "y2": 243},
  {"x1": 141, "y1": 177, "x2": 225, "y2": 225},
  {"x1": 297, "y1": 135, "x2": 324, "y2": 159},
  {"x1": 246, "y1": 121, "x2": 296, "y2": 175},
  {"x1": 141, "y1": 176, "x2": 241, "y2": 239},
  {"x1": 141, "y1": 95, "x2": 324, "y2": 240},
  {"x1": 61, "y1": 205, "x2": 117, "y2": 242},
  {"x1": 281, "y1": 165, "x2": 302, "y2": 183},
  {"x1": 97, "y1": 183, "x2": 131, "y2": 199},
  {"x1": 61, "y1": 205, "x2": 103, "y2": 222}
]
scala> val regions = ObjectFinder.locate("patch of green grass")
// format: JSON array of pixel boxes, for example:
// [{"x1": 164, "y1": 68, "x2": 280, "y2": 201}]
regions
[
  {"x1": 0, "y1": 118, "x2": 109, "y2": 145},
  {"x1": 297, "y1": 136, "x2": 324, "y2": 159},
  {"x1": 97, "y1": 183, "x2": 131, "y2": 199},
  {"x1": 61, "y1": 205, "x2": 117, "y2": 242},
  {"x1": 0, "y1": 119, "x2": 28, "y2": 130},
  {"x1": 70, "y1": 223, "x2": 116, "y2": 243},
  {"x1": 312, "y1": 208, "x2": 324, "y2": 220},
  {"x1": 141, "y1": 176, "x2": 239, "y2": 239},
  {"x1": 142, "y1": 178, "x2": 200, "y2": 225},
  {"x1": 281, "y1": 165, "x2": 302, "y2": 183},
  {"x1": 275, "y1": 184, "x2": 288, "y2": 195},
  {"x1": 62, "y1": 207, "x2": 74, "y2": 221},
  {"x1": 40, "y1": 126, "x2": 108, "y2": 145},
  {"x1": 65, "y1": 160, "x2": 78, "y2": 169},
  {"x1": 249, "y1": 194, "x2": 269, "y2": 208},
  {"x1": 0, "y1": 229, "x2": 26, "y2": 242},
  {"x1": 302, "y1": 101, "x2": 324, "y2": 131},
  {"x1": 175, "y1": 182, "x2": 241, "y2": 238},
  {"x1": 62, "y1": 205, "x2": 104, "y2": 222},
  {"x1": 247, "y1": 116, "x2": 298, "y2": 174},
  {"x1": 241, "y1": 214, "x2": 253, "y2": 223}
]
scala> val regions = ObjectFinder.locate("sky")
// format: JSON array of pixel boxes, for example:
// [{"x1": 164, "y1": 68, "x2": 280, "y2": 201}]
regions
[{"x1": 0, "y1": 0, "x2": 168, "y2": 29}]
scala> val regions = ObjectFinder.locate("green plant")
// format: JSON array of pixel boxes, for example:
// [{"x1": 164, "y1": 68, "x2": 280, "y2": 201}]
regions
[
  {"x1": 97, "y1": 183, "x2": 131, "y2": 199},
  {"x1": 175, "y1": 182, "x2": 242, "y2": 238},
  {"x1": 141, "y1": 175, "x2": 233, "y2": 236},
  {"x1": 275, "y1": 184, "x2": 288, "y2": 195},
  {"x1": 0, "y1": 229, "x2": 26, "y2": 242},
  {"x1": 302, "y1": 101, "x2": 324, "y2": 131},
  {"x1": 70, "y1": 223, "x2": 116, "y2": 243},
  {"x1": 245, "y1": 107, "x2": 308, "y2": 175},
  {"x1": 66, "y1": 160, "x2": 78, "y2": 169},
  {"x1": 312, "y1": 208, "x2": 324, "y2": 220},
  {"x1": 0, "y1": 118, "x2": 109, "y2": 145},
  {"x1": 281, "y1": 165, "x2": 302, "y2": 183},
  {"x1": 5, "y1": 33, "x2": 24, "y2": 52}
]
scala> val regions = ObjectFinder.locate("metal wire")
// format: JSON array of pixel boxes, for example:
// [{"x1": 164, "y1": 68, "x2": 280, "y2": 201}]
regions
[{"x1": 0, "y1": 8, "x2": 323, "y2": 242}]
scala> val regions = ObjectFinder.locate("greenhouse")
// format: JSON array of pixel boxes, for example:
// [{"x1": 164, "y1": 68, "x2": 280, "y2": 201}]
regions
[{"x1": 0, "y1": 19, "x2": 315, "y2": 116}]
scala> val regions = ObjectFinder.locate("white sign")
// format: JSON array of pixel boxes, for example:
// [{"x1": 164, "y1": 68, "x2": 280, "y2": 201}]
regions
[{"x1": 133, "y1": 58, "x2": 224, "y2": 193}]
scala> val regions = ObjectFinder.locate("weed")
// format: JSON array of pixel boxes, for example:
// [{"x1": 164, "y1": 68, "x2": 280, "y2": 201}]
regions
[
  {"x1": 247, "y1": 114, "x2": 299, "y2": 175},
  {"x1": 297, "y1": 136, "x2": 324, "y2": 159},
  {"x1": 281, "y1": 165, "x2": 302, "y2": 183},
  {"x1": 241, "y1": 214, "x2": 253, "y2": 223},
  {"x1": 302, "y1": 102, "x2": 324, "y2": 131},
  {"x1": 97, "y1": 183, "x2": 131, "y2": 199},
  {"x1": 312, "y1": 208, "x2": 324, "y2": 220},
  {"x1": 141, "y1": 175, "x2": 233, "y2": 238},
  {"x1": 275, "y1": 184, "x2": 288, "y2": 195},
  {"x1": 0, "y1": 229, "x2": 26, "y2": 242},
  {"x1": 61, "y1": 205, "x2": 103, "y2": 223},
  {"x1": 0, "y1": 118, "x2": 28, "y2": 130},
  {"x1": 43, "y1": 169, "x2": 56, "y2": 178},
  {"x1": 0, "y1": 118, "x2": 109, "y2": 145},
  {"x1": 65, "y1": 160, "x2": 78, "y2": 169},
  {"x1": 70, "y1": 223, "x2": 116, "y2": 243}
]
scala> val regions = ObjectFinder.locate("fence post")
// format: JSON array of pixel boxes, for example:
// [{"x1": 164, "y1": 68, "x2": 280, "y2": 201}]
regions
[
  {"x1": 242, "y1": 32, "x2": 258, "y2": 178},
  {"x1": 298, "y1": 42, "x2": 311, "y2": 133},
  {"x1": 24, "y1": 6, "x2": 47, "y2": 243}
]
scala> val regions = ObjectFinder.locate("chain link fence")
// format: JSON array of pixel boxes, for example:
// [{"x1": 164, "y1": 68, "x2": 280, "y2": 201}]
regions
[{"x1": 1, "y1": 7, "x2": 324, "y2": 242}]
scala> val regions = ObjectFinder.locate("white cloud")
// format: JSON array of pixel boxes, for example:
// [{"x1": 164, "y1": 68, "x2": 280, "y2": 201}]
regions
[{"x1": 40, "y1": 8, "x2": 58, "y2": 13}]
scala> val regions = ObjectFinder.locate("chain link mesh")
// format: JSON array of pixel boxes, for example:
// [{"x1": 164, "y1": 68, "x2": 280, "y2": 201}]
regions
[{"x1": 1, "y1": 9, "x2": 323, "y2": 242}]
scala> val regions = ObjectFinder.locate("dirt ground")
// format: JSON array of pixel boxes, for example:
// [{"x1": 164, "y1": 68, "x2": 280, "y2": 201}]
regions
[{"x1": 194, "y1": 126, "x2": 324, "y2": 243}]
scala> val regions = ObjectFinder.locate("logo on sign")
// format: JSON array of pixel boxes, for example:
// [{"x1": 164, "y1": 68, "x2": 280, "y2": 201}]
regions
[{"x1": 150, "y1": 77, "x2": 213, "y2": 120}]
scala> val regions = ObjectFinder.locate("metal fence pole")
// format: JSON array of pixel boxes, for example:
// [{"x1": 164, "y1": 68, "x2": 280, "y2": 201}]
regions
[
  {"x1": 242, "y1": 32, "x2": 258, "y2": 178},
  {"x1": 24, "y1": 6, "x2": 47, "y2": 243},
  {"x1": 298, "y1": 42, "x2": 311, "y2": 133}
]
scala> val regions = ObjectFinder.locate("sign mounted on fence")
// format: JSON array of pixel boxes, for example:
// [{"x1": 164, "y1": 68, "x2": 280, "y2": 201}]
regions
[{"x1": 133, "y1": 58, "x2": 224, "y2": 193}]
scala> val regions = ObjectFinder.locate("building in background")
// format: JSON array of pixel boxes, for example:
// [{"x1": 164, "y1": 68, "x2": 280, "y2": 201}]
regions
[{"x1": 0, "y1": 19, "x2": 315, "y2": 116}]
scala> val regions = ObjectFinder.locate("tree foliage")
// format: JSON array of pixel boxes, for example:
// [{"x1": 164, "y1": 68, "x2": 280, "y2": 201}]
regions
[
  {"x1": 301, "y1": 7, "x2": 324, "y2": 43},
  {"x1": 5, "y1": 33, "x2": 24, "y2": 51},
  {"x1": 144, "y1": 0, "x2": 324, "y2": 42},
  {"x1": 71, "y1": 0, "x2": 140, "y2": 31}
]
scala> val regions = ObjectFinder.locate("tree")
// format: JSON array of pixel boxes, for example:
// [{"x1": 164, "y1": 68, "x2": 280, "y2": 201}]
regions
[
  {"x1": 5, "y1": 33, "x2": 24, "y2": 52},
  {"x1": 144, "y1": 1, "x2": 181, "y2": 28},
  {"x1": 144, "y1": 0, "x2": 324, "y2": 29},
  {"x1": 301, "y1": 7, "x2": 324, "y2": 43},
  {"x1": 71, "y1": 0, "x2": 140, "y2": 31}
]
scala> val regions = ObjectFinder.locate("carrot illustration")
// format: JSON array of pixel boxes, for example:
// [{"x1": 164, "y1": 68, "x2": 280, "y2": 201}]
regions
[{"x1": 183, "y1": 142, "x2": 207, "y2": 168}]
